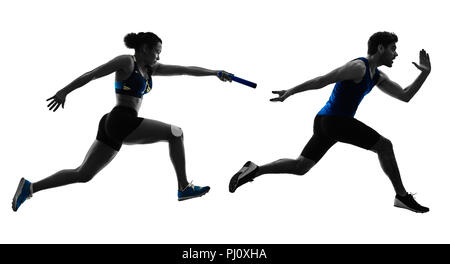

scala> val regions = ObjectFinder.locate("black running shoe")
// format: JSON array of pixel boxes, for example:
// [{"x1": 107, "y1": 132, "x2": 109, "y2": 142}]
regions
[
  {"x1": 394, "y1": 193, "x2": 429, "y2": 213},
  {"x1": 229, "y1": 161, "x2": 258, "y2": 193}
]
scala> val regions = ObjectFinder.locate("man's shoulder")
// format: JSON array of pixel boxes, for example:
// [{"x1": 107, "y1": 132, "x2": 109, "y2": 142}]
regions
[{"x1": 343, "y1": 59, "x2": 366, "y2": 77}]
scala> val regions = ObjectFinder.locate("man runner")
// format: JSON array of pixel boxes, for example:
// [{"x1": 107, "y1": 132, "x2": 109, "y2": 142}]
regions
[{"x1": 229, "y1": 32, "x2": 431, "y2": 213}]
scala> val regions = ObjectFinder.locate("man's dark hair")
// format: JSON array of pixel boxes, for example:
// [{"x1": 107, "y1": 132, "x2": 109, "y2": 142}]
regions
[{"x1": 367, "y1": 32, "x2": 398, "y2": 55}]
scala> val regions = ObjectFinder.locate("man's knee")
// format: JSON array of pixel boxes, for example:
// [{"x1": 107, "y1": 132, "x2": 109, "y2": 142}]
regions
[
  {"x1": 293, "y1": 156, "x2": 316, "y2": 176},
  {"x1": 371, "y1": 136, "x2": 393, "y2": 154},
  {"x1": 76, "y1": 168, "x2": 95, "y2": 183}
]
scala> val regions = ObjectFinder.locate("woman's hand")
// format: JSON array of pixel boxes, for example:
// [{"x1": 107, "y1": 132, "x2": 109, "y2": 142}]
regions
[
  {"x1": 216, "y1": 71, "x2": 233, "y2": 82},
  {"x1": 46, "y1": 89, "x2": 67, "y2": 112}
]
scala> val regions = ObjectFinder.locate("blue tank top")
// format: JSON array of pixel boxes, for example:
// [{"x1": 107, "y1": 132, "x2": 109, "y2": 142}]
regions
[
  {"x1": 115, "y1": 56, "x2": 152, "y2": 98},
  {"x1": 317, "y1": 57, "x2": 380, "y2": 117}
]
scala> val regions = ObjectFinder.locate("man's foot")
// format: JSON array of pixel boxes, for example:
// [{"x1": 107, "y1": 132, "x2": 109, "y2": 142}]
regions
[
  {"x1": 394, "y1": 193, "x2": 429, "y2": 213},
  {"x1": 178, "y1": 182, "x2": 210, "y2": 201},
  {"x1": 12, "y1": 178, "x2": 32, "y2": 212},
  {"x1": 229, "y1": 161, "x2": 258, "y2": 193}
]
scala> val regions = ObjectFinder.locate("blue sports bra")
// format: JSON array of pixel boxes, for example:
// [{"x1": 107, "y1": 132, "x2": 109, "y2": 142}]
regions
[{"x1": 115, "y1": 56, "x2": 152, "y2": 98}]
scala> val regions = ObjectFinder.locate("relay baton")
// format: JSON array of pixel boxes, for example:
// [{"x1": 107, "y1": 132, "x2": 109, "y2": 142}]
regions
[{"x1": 218, "y1": 71, "x2": 257, "y2": 88}]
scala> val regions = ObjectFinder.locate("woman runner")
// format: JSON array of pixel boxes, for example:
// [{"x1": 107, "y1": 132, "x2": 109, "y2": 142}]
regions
[{"x1": 12, "y1": 32, "x2": 232, "y2": 211}]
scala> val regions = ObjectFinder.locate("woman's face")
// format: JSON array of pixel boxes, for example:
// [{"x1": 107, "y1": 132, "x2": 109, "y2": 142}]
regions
[{"x1": 142, "y1": 42, "x2": 162, "y2": 66}]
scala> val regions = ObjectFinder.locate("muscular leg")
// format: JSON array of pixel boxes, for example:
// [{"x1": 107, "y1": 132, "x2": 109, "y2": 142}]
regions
[
  {"x1": 255, "y1": 155, "x2": 316, "y2": 177},
  {"x1": 32, "y1": 140, "x2": 118, "y2": 194},
  {"x1": 254, "y1": 132, "x2": 335, "y2": 178},
  {"x1": 228, "y1": 131, "x2": 333, "y2": 193},
  {"x1": 323, "y1": 116, "x2": 408, "y2": 196},
  {"x1": 230, "y1": 114, "x2": 341, "y2": 193},
  {"x1": 371, "y1": 136, "x2": 407, "y2": 196},
  {"x1": 123, "y1": 119, "x2": 189, "y2": 190}
]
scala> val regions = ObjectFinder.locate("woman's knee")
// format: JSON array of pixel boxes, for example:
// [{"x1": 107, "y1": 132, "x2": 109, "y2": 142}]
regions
[{"x1": 169, "y1": 125, "x2": 183, "y2": 140}]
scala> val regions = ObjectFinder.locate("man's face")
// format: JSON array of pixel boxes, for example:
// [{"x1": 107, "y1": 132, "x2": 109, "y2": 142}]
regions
[{"x1": 380, "y1": 43, "x2": 398, "y2": 67}]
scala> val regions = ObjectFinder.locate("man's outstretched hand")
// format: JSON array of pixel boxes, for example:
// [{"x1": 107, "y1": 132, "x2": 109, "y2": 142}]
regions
[
  {"x1": 412, "y1": 49, "x2": 431, "y2": 74},
  {"x1": 270, "y1": 90, "x2": 291, "y2": 102}
]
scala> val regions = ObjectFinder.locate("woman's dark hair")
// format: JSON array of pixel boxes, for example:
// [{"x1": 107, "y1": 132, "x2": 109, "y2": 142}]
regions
[
  {"x1": 367, "y1": 32, "x2": 398, "y2": 55},
  {"x1": 124, "y1": 32, "x2": 162, "y2": 50}
]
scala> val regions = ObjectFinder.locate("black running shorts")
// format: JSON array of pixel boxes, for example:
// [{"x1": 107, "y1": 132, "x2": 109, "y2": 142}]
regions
[
  {"x1": 96, "y1": 106, "x2": 144, "y2": 151},
  {"x1": 300, "y1": 115, "x2": 381, "y2": 162}
]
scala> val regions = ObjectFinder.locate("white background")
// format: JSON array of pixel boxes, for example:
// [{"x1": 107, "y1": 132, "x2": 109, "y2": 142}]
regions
[{"x1": 1, "y1": 0, "x2": 449, "y2": 243}]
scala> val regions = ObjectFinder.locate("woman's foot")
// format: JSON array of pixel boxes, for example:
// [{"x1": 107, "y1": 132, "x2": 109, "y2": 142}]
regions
[
  {"x1": 12, "y1": 178, "x2": 33, "y2": 212},
  {"x1": 178, "y1": 182, "x2": 210, "y2": 201}
]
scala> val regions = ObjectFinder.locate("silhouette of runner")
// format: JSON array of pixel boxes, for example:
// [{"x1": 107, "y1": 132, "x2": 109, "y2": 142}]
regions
[
  {"x1": 229, "y1": 32, "x2": 431, "y2": 213},
  {"x1": 13, "y1": 32, "x2": 233, "y2": 211}
]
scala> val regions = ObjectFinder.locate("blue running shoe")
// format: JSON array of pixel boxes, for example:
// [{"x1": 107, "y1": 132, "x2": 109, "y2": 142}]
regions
[
  {"x1": 12, "y1": 178, "x2": 33, "y2": 212},
  {"x1": 178, "y1": 182, "x2": 210, "y2": 201},
  {"x1": 229, "y1": 161, "x2": 258, "y2": 193}
]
